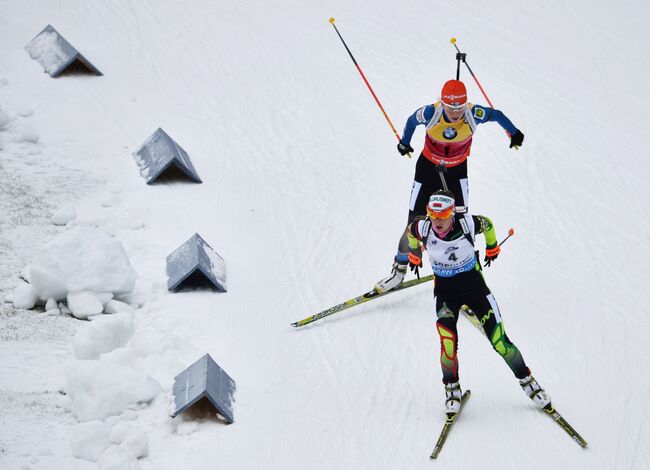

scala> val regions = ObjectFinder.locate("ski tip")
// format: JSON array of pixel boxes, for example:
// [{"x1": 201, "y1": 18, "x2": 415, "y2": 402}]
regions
[
  {"x1": 290, "y1": 322, "x2": 299, "y2": 328},
  {"x1": 329, "y1": 17, "x2": 335, "y2": 24}
]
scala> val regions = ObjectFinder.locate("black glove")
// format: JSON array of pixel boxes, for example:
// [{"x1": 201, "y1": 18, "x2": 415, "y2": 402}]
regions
[
  {"x1": 397, "y1": 141, "x2": 414, "y2": 156},
  {"x1": 408, "y1": 248, "x2": 423, "y2": 277},
  {"x1": 509, "y1": 130, "x2": 524, "y2": 149},
  {"x1": 483, "y1": 245, "x2": 501, "y2": 267}
]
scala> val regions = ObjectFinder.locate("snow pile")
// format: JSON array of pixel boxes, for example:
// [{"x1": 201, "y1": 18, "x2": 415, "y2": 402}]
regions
[
  {"x1": 27, "y1": 227, "x2": 138, "y2": 307},
  {"x1": 67, "y1": 290, "x2": 106, "y2": 318},
  {"x1": 73, "y1": 312, "x2": 134, "y2": 359},
  {"x1": 70, "y1": 421, "x2": 110, "y2": 461},
  {"x1": 110, "y1": 422, "x2": 149, "y2": 458},
  {"x1": 52, "y1": 205, "x2": 77, "y2": 225},
  {"x1": 66, "y1": 318, "x2": 159, "y2": 467},
  {"x1": 68, "y1": 396, "x2": 149, "y2": 466},
  {"x1": 97, "y1": 446, "x2": 141, "y2": 470},
  {"x1": 25, "y1": 29, "x2": 67, "y2": 75},
  {"x1": 12, "y1": 281, "x2": 39, "y2": 309},
  {"x1": 16, "y1": 125, "x2": 39, "y2": 143},
  {"x1": 104, "y1": 299, "x2": 134, "y2": 314},
  {"x1": 66, "y1": 360, "x2": 161, "y2": 422}
]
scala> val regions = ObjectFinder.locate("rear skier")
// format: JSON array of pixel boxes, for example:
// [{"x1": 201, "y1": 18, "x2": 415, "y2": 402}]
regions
[
  {"x1": 406, "y1": 190, "x2": 550, "y2": 414},
  {"x1": 375, "y1": 79, "x2": 524, "y2": 293}
]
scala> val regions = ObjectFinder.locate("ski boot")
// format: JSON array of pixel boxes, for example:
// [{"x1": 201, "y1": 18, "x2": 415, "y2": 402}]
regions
[
  {"x1": 374, "y1": 261, "x2": 407, "y2": 294},
  {"x1": 444, "y1": 382, "x2": 463, "y2": 414},
  {"x1": 519, "y1": 375, "x2": 552, "y2": 409}
]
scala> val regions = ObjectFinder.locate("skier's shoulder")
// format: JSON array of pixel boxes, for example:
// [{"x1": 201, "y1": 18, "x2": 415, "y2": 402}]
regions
[
  {"x1": 468, "y1": 103, "x2": 494, "y2": 122},
  {"x1": 414, "y1": 104, "x2": 436, "y2": 124},
  {"x1": 410, "y1": 215, "x2": 430, "y2": 239},
  {"x1": 470, "y1": 214, "x2": 493, "y2": 233}
]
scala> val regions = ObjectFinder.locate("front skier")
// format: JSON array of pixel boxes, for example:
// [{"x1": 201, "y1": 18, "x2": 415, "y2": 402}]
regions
[{"x1": 406, "y1": 190, "x2": 550, "y2": 414}]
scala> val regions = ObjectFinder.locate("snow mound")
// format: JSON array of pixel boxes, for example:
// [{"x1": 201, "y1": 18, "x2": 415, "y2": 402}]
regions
[
  {"x1": 66, "y1": 360, "x2": 161, "y2": 422},
  {"x1": 45, "y1": 298, "x2": 58, "y2": 310},
  {"x1": 70, "y1": 421, "x2": 110, "y2": 461},
  {"x1": 16, "y1": 125, "x2": 39, "y2": 144},
  {"x1": 104, "y1": 299, "x2": 134, "y2": 314},
  {"x1": 67, "y1": 290, "x2": 104, "y2": 319},
  {"x1": 110, "y1": 423, "x2": 149, "y2": 459},
  {"x1": 52, "y1": 205, "x2": 77, "y2": 225},
  {"x1": 29, "y1": 227, "x2": 138, "y2": 301},
  {"x1": 73, "y1": 312, "x2": 134, "y2": 359},
  {"x1": 12, "y1": 281, "x2": 40, "y2": 309},
  {"x1": 98, "y1": 446, "x2": 141, "y2": 470}
]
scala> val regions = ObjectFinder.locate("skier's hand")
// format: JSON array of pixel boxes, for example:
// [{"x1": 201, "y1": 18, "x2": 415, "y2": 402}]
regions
[
  {"x1": 483, "y1": 245, "x2": 501, "y2": 267},
  {"x1": 408, "y1": 249, "x2": 423, "y2": 276},
  {"x1": 509, "y1": 130, "x2": 524, "y2": 149},
  {"x1": 397, "y1": 140, "x2": 414, "y2": 156}
]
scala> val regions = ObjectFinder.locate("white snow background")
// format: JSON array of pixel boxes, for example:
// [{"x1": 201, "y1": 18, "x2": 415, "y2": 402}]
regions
[{"x1": 1, "y1": 0, "x2": 649, "y2": 469}]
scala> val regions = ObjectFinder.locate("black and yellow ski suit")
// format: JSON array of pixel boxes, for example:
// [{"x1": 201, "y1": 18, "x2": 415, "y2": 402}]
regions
[{"x1": 408, "y1": 214, "x2": 531, "y2": 384}]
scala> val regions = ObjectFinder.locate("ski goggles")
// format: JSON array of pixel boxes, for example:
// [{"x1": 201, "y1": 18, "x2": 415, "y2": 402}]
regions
[
  {"x1": 441, "y1": 101, "x2": 466, "y2": 111},
  {"x1": 426, "y1": 206, "x2": 455, "y2": 220}
]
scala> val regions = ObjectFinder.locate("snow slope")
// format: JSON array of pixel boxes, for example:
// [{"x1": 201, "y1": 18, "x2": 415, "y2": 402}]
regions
[{"x1": 1, "y1": 0, "x2": 649, "y2": 468}]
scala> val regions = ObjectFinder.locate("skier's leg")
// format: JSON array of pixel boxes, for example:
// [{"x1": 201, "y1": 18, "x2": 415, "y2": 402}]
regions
[
  {"x1": 434, "y1": 296, "x2": 462, "y2": 384},
  {"x1": 435, "y1": 296, "x2": 464, "y2": 413},
  {"x1": 467, "y1": 292, "x2": 552, "y2": 408},
  {"x1": 399, "y1": 155, "x2": 442, "y2": 254},
  {"x1": 377, "y1": 155, "x2": 438, "y2": 292},
  {"x1": 467, "y1": 292, "x2": 530, "y2": 379}
]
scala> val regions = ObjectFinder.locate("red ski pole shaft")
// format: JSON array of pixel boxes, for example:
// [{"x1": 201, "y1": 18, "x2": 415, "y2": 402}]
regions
[
  {"x1": 450, "y1": 38, "x2": 496, "y2": 108},
  {"x1": 329, "y1": 18, "x2": 411, "y2": 158},
  {"x1": 499, "y1": 227, "x2": 515, "y2": 247},
  {"x1": 483, "y1": 228, "x2": 515, "y2": 268},
  {"x1": 450, "y1": 38, "x2": 512, "y2": 140}
]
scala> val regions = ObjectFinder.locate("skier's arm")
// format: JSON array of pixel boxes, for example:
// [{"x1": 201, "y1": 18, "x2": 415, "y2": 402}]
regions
[
  {"x1": 406, "y1": 219, "x2": 428, "y2": 270},
  {"x1": 472, "y1": 215, "x2": 498, "y2": 249},
  {"x1": 401, "y1": 105, "x2": 435, "y2": 145},
  {"x1": 471, "y1": 105, "x2": 519, "y2": 135}
]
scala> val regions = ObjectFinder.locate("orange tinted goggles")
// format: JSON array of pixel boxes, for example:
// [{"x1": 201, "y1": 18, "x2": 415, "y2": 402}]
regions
[{"x1": 427, "y1": 206, "x2": 455, "y2": 220}]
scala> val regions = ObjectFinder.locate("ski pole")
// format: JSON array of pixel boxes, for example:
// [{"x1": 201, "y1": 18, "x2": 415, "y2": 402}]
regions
[
  {"x1": 436, "y1": 164, "x2": 449, "y2": 192},
  {"x1": 484, "y1": 228, "x2": 515, "y2": 267},
  {"x1": 329, "y1": 18, "x2": 411, "y2": 158},
  {"x1": 499, "y1": 227, "x2": 515, "y2": 247},
  {"x1": 450, "y1": 38, "x2": 496, "y2": 109},
  {"x1": 450, "y1": 38, "x2": 513, "y2": 142}
]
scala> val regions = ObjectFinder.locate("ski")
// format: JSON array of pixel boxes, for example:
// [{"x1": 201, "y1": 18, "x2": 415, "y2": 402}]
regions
[
  {"x1": 542, "y1": 403, "x2": 587, "y2": 448},
  {"x1": 290, "y1": 274, "x2": 434, "y2": 328},
  {"x1": 430, "y1": 390, "x2": 471, "y2": 459}
]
